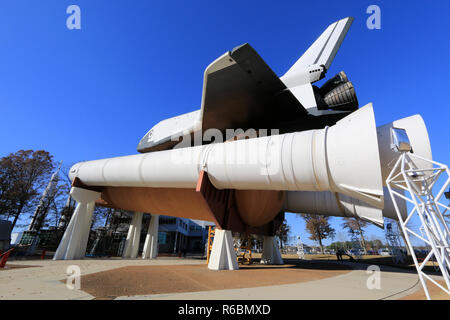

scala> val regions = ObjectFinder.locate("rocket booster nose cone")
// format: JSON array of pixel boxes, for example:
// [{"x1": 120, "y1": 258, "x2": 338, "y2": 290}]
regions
[
  {"x1": 377, "y1": 114, "x2": 432, "y2": 185},
  {"x1": 69, "y1": 162, "x2": 83, "y2": 183}
]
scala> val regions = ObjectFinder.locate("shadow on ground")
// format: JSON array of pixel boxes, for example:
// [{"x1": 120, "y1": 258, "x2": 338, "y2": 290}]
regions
[{"x1": 294, "y1": 255, "x2": 442, "y2": 274}]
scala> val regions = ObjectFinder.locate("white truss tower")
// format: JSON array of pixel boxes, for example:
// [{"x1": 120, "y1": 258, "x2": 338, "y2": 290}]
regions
[
  {"x1": 386, "y1": 152, "x2": 450, "y2": 300},
  {"x1": 420, "y1": 226, "x2": 440, "y2": 272}
]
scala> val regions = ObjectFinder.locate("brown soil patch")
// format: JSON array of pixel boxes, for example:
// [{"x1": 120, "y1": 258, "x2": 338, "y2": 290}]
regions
[
  {"x1": 401, "y1": 280, "x2": 450, "y2": 300},
  {"x1": 78, "y1": 260, "x2": 352, "y2": 299}
]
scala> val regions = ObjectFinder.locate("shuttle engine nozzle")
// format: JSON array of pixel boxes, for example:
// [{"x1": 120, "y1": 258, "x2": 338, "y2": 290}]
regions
[{"x1": 316, "y1": 71, "x2": 359, "y2": 111}]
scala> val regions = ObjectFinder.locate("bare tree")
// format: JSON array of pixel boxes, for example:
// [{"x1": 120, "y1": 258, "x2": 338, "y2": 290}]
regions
[
  {"x1": 0, "y1": 150, "x2": 54, "y2": 229},
  {"x1": 341, "y1": 217, "x2": 369, "y2": 254},
  {"x1": 336, "y1": 231, "x2": 348, "y2": 250},
  {"x1": 275, "y1": 219, "x2": 291, "y2": 251},
  {"x1": 369, "y1": 235, "x2": 384, "y2": 251},
  {"x1": 302, "y1": 214, "x2": 335, "y2": 254}
]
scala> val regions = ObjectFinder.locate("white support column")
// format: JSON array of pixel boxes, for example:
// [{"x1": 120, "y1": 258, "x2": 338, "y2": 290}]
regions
[
  {"x1": 142, "y1": 214, "x2": 159, "y2": 259},
  {"x1": 122, "y1": 213, "x2": 137, "y2": 258},
  {"x1": 123, "y1": 212, "x2": 143, "y2": 259},
  {"x1": 260, "y1": 236, "x2": 284, "y2": 265},
  {"x1": 208, "y1": 229, "x2": 239, "y2": 270},
  {"x1": 130, "y1": 212, "x2": 143, "y2": 258},
  {"x1": 53, "y1": 187, "x2": 100, "y2": 260},
  {"x1": 173, "y1": 231, "x2": 178, "y2": 253}
]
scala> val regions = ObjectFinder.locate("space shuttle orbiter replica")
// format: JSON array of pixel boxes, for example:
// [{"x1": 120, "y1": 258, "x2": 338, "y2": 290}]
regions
[
  {"x1": 54, "y1": 18, "x2": 432, "y2": 266},
  {"x1": 137, "y1": 17, "x2": 357, "y2": 153}
]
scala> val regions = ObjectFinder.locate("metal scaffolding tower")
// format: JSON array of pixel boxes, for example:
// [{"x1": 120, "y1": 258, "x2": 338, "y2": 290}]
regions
[
  {"x1": 386, "y1": 128, "x2": 450, "y2": 299},
  {"x1": 385, "y1": 222, "x2": 406, "y2": 264},
  {"x1": 348, "y1": 229, "x2": 363, "y2": 260},
  {"x1": 25, "y1": 162, "x2": 62, "y2": 256},
  {"x1": 28, "y1": 162, "x2": 62, "y2": 232}
]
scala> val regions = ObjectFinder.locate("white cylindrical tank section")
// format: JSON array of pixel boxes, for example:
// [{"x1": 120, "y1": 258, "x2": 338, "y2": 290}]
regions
[
  {"x1": 70, "y1": 104, "x2": 384, "y2": 209},
  {"x1": 285, "y1": 190, "x2": 382, "y2": 227},
  {"x1": 376, "y1": 114, "x2": 432, "y2": 184},
  {"x1": 283, "y1": 187, "x2": 407, "y2": 227},
  {"x1": 206, "y1": 103, "x2": 383, "y2": 209}
]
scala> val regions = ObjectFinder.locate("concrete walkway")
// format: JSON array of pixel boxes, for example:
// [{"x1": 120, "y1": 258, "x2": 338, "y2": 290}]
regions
[{"x1": 0, "y1": 258, "x2": 202, "y2": 300}]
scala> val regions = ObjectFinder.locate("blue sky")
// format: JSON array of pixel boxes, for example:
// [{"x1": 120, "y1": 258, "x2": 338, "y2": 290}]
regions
[{"x1": 1, "y1": 1, "x2": 449, "y2": 245}]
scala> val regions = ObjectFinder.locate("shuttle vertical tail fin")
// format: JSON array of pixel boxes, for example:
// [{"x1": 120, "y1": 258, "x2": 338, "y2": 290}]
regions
[
  {"x1": 280, "y1": 17, "x2": 354, "y2": 112},
  {"x1": 283, "y1": 17, "x2": 354, "y2": 77}
]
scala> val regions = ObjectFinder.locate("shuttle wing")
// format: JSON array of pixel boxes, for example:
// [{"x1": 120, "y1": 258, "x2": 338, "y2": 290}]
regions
[
  {"x1": 199, "y1": 43, "x2": 308, "y2": 133},
  {"x1": 138, "y1": 43, "x2": 310, "y2": 153}
]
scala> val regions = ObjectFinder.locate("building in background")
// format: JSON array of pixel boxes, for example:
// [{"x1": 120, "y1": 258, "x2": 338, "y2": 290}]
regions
[
  {"x1": 86, "y1": 213, "x2": 215, "y2": 257},
  {"x1": 7, "y1": 211, "x2": 214, "y2": 258},
  {"x1": 158, "y1": 216, "x2": 214, "y2": 254}
]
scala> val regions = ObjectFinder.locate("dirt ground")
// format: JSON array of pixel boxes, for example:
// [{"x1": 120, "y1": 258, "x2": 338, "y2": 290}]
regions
[
  {"x1": 77, "y1": 260, "x2": 352, "y2": 300},
  {"x1": 401, "y1": 280, "x2": 449, "y2": 300}
]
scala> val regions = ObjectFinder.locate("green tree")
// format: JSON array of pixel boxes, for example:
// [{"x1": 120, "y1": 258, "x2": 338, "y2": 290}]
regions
[{"x1": 371, "y1": 238, "x2": 384, "y2": 251}]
